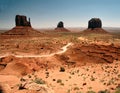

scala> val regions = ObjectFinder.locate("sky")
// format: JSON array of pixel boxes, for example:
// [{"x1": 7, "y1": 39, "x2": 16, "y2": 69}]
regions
[{"x1": 0, "y1": 0, "x2": 120, "y2": 29}]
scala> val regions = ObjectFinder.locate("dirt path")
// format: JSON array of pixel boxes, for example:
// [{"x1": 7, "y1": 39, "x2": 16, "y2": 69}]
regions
[{"x1": 0, "y1": 43, "x2": 73, "y2": 58}]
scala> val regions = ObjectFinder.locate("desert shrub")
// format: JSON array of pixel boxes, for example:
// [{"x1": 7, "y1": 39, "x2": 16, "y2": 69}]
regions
[
  {"x1": 57, "y1": 79, "x2": 62, "y2": 83},
  {"x1": 34, "y1": 78, "x2": 45, "y2": 84},
  {"x1": 98, "y1": 89, "x2": 110, "y2": 93},
  {"x1": 74, "y1": 87, "x2": 79, "y2": 90},
  {"x1": 45, "y1": 71, "x2": 49, "y2": 78},
  {"x1": 76, "y1": 92, "x2": 82, "y2": 93},
  {"x1": 60, "y1": 67, "x2": 65, "y2": 72},
  {"x1": 115, "y1": 88, "x2": 120, "y2": 93},
  {"x1": 87, "y1": 91, "x2": 96, "y2": 93},
  {"x1": 88, "y1": 87, "x2": 92, "y2": 90},
  {"x1": 20, "y1": 78, "x2": 26, "y2": 82},
  {"x1": 69, "y1": 76, "x2": 72, "y2": 79},
  {"x1": 18, "y1": 83, "x2": 26, "y2": 90},
  {"x1": 90, "y1": 76, "x2": 95, "y2": 81},
  {"x1": 67, "y1": 89, "x2": 70, "y2": 93},
  {"x1": 118, "y1": 74, "x2": 120, "y2": 78},
  {"x1": 53, "y1": 79, "x2": 56, "y2": 81},
  {"x1": 60, "y1": 83, "x2": 64, "y2": 86},
  {"x1": 28, "y1": 75, "x2": 31, "y2": 78}
]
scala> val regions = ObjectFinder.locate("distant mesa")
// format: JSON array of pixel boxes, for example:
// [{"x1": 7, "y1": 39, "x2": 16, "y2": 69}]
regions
[
  {"x1": 88, "y1": 18, "x2": 102, "y2": 29},
  {"x1": 55, "y1": 21, "x2": 70, "y2": 32},
  {"x1": 83, "y1": 18, "x2": 108, "y2": 34},
  {"x1": 57, "y1": 21, "x2": 64, "y2": 28},
  {"x1": 2, "y1": 15, "x2": 43, "y2": 36},
  {"x1": 15, "y1": 15, "x2": 31, "y2": 27}
]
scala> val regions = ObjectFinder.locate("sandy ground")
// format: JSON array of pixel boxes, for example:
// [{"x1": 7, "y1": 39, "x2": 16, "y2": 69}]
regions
[
  {"x1": 0, "y1": 60, "x2": 120, "y2": 93},
  {"x1": 34, "y1": 60, "x2": 120, "y2": 93},
  {"x1": 0, "y1": 32, "x2": 120, "y2": 93},
  {"x1": 0, "y1": 43, "x2": 72, "y2": 58}
]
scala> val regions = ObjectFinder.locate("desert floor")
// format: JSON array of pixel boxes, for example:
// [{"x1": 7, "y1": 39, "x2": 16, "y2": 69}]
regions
[{"x1": 0, "y1": 31, "x2": 120, "y2": 93}]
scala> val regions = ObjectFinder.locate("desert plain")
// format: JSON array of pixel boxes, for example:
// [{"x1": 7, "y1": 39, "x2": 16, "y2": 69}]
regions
[{"x1": 0, "y1": 29, "x2": 120, "y2": 93}]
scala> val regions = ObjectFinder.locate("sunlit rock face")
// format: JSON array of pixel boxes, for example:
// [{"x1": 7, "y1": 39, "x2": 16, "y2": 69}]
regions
[
  {"x1": 88, "y1": 18, "x2": 102, "y2": 29},
  {"x1": 15, "y1": 15, "x2": 31, "y2": 27}
]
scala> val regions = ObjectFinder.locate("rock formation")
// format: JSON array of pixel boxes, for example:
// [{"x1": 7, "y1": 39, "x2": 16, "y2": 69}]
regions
[
  {"x1": 83, "y1": 18, "x2": 108, "y2": 34},
  {"x1": 55, "y1": 21, "x2": 70, "y2": 32},
  {"x1": 88, "y1": 18, "x2": 102, "y2": 29},
  {"x1": 1, "y1": 15, "x2": 44, "y2": 36},
  {"x1": 57, "y1": 21, "x2": 64, "y2": 28},
  {"x1": 15, "y1": 15, "x2": 31, "y2": 27}
]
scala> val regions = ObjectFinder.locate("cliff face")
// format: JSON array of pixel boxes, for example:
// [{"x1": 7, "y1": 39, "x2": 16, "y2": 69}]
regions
[
  {"x1": 15, "y1": 15, "x2": 31, "y2": 27},
  {"x1": 88, "y1": 18, "x2": 102, "y2": 29}
]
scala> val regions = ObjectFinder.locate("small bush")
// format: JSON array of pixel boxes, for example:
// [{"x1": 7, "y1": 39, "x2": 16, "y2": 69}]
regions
[
  {"x1": 34, "y1": 78, "x2": 45, "y2": 84},
  {"x1": 98, "y1": 89, "x2": 110, "y2": 93},
  {"x1": 74, "y1": 87, "x2": 79, "y2": 90},
  {"x1": 60, "y1": 67, "x2": 65, "y2": 72},
  {"x1": 115, "y1": 88, "x2": 120, "y2": 93},
  {"x1": 20, "y1": 78, "x2": 26, "y2": 82},
  {"x1": 90, "y1": 76, "x2": 95, "y2": 81},
  {"x1": 87, "y1": 91, "x2": 96, "y2": 93},
  {"x1": 28, "y1": 75, "x2": 31, "y2": 78},
  {"x1": 57, "y1": 79, "x2": 62, "y2": 83},
  {"x1": 60, "y1": 83, "x2": 64, "y2": 86},
  {"x1": 53, "y1": 79, "x2": 56, "y2": 81},
  {"x1": 18, "y1": 83, "x2": 26, "y2": 90}
]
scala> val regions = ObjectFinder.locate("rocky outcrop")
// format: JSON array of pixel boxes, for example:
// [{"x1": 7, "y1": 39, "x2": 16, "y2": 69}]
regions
[
  {"x1": 15, "y1": 15, "x2": 31, "y2": 27},
  {"x1": 55, "y1": 21, "x2": 70, "y2": 32},
  {"x1": 88, "y1": 18, "x2": 102, "y2": 29}
]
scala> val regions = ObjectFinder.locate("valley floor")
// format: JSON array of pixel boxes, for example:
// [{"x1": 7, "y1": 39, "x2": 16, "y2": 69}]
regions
[{"x1": 0, "y1": 32, "x2": 120, "y2": 93}]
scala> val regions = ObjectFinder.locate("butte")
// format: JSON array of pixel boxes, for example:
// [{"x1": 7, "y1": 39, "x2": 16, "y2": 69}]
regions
[
  {"x1": 1, "y1": 15, "x2": 43, "y2": 36},
  {"x1": 55, "y1": 21, "x2": 70, "y2": 32},
  {"x1": 83, "y1": 18, "x2": 108, "y2": 34}
]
